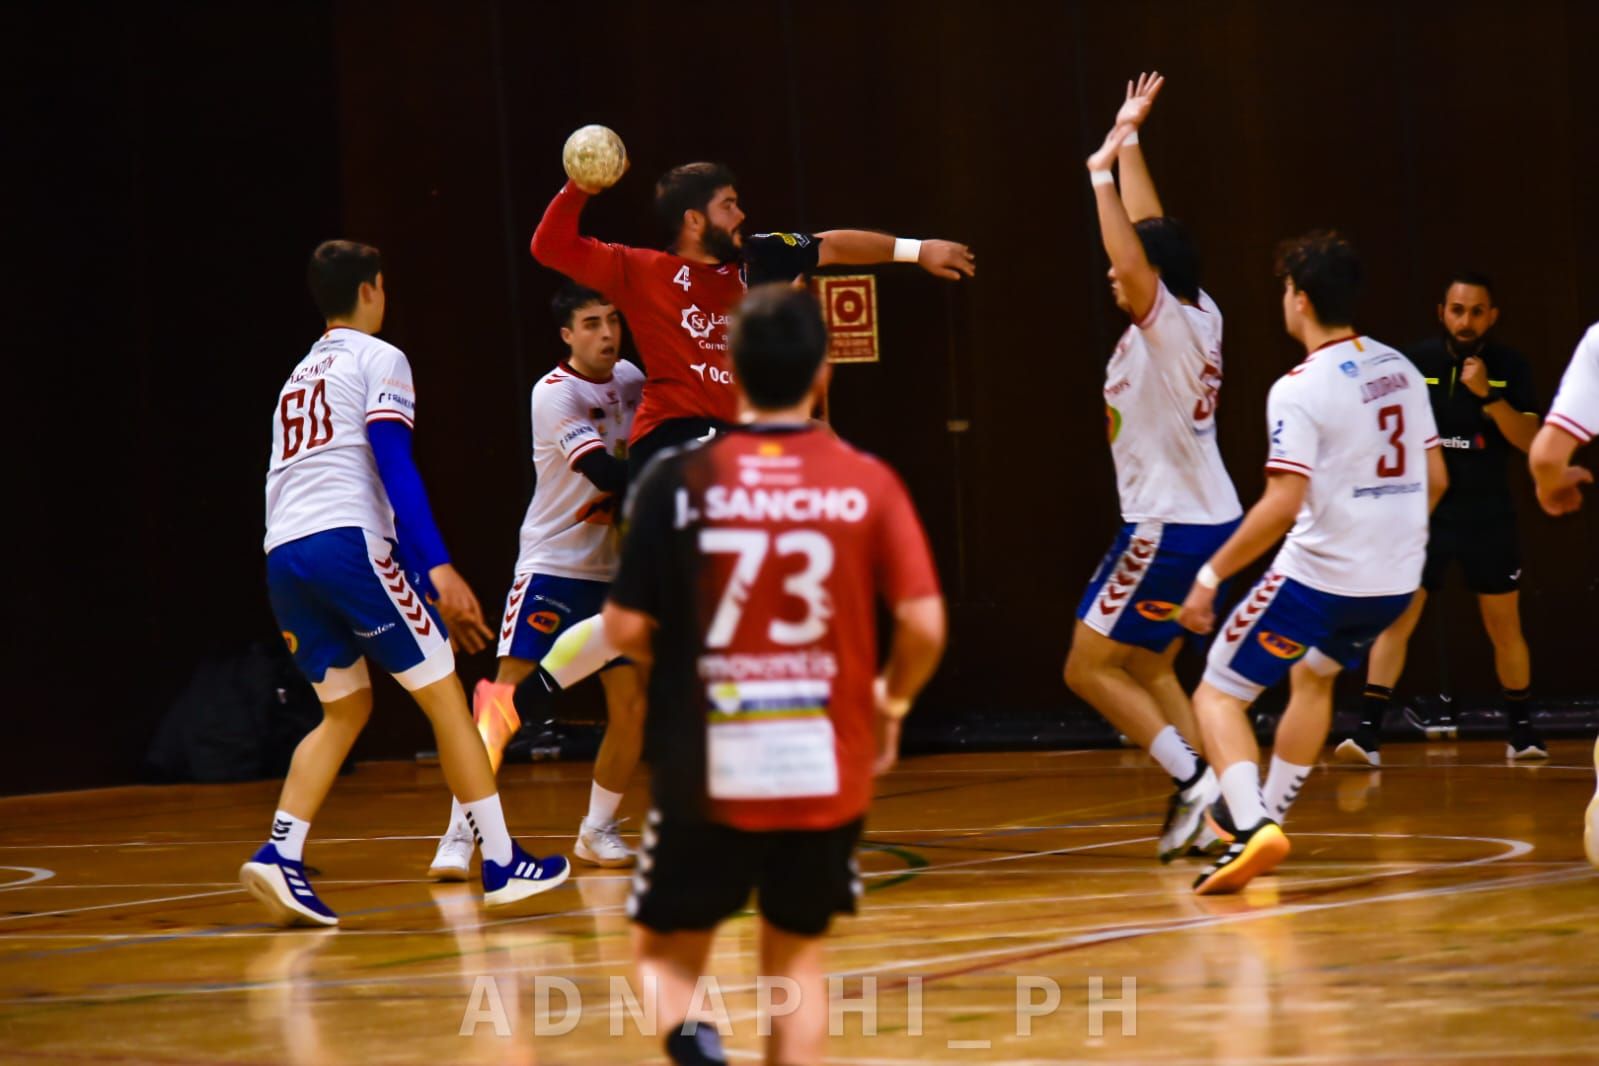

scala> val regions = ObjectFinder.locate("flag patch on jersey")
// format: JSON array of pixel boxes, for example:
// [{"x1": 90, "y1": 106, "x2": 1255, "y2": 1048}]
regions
[{"x1": 706, "y1": 679, "x2": 831, "y2": 722}]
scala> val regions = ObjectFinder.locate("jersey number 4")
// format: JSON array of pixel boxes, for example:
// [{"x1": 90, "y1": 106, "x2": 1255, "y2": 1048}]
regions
[
  {"x1": 280, "y1": 380, "x2": 334, "y2": 460},
  {"x1": 1376, "y1": 404, "x2": 1405, "y2": 477},
  {"x1": 699, "y1": 528, "x2": 834, "y2": 648}
]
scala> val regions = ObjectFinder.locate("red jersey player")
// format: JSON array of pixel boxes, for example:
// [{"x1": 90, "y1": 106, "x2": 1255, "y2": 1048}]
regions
[
  {"x1": 522, "y1": 161, "x2": 971, "y2": 701},
  {"x1": 604, "y1": 284, "x2": 946, "y2": 1066}
]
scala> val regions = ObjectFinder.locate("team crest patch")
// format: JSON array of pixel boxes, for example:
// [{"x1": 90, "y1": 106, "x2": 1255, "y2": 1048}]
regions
[
  {"x1": 1258, "y1": 631, "x2": 1306, "y2": 659},
  {"x1": 528, "y1": 611, "x2": 561, "y2": 634},
  {"x1": 281, "y1": 631, "x2": 299, "y2": 654},
  {"x1": 1340, "y1": 360, "x2": 1359, "y2": 378},
  {"x1": 1135, "y1": 600, "x2": 1179, "y2": 621}
]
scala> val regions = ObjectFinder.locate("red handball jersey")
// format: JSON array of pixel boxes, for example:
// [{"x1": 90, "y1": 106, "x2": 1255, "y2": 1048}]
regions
[
  {"x1": 531, "y1": 182, "x2": 746, "y2": 444},
  {"x1": 530, "y1": 182, "x2": 820, "y2": 445},
  {"x1": 611, "y1": 424, "x2": 941, "y2": 831}
]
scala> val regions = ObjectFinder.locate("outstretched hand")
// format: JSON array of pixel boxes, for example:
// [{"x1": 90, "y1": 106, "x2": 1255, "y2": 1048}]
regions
[
  {"x1": 1115, "y1": 71, "x2": 1165, "y2": 130},
  {"x1": 918, "y1": 239, "x2": 977, "y2": 280}
]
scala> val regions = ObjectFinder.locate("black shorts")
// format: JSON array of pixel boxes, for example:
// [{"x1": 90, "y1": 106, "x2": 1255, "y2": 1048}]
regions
[
  {"x1": 628, "y1": 810, "x2": 864, "y2": 937},
  {"x1": 1422, "y1": 516, "x2": 1521, "y2": 595}
]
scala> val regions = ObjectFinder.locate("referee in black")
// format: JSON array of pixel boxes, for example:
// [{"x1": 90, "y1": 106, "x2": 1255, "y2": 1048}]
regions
[{"x1": 1338, "y1": 272, "x2": 1546, "y2": 765}]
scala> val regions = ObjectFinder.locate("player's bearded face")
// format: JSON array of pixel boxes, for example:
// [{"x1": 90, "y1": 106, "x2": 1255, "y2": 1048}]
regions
[
  {"x1": 703, "y1": 219, "x2": 742, "y2": 263},
  {"x1": 1439, "y1": 283, "x2": 1496, "y2": 355}
]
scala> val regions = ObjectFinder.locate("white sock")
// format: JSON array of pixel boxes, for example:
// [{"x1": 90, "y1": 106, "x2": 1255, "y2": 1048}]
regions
[
  {"x1": 462, "y1": 793, "x2": 513, "y2": 866},
  {"x1": 446, "y1": 797, "x2": 468, "y2": 837},
  {"x1": 542, "y1": 615, "x2": 621, "y2": 689},
  {"x1": 1263, "y1": 756, "x2": 1313, "y2": 824},
  {"x1": 1149, "y1": 725, "x2": 1200, "y2": 785},
  {"x1": 586, "y1": 782, "x2": 624, "y2": 827},
  {"x1": 270, "y1": 810, "x2": 310, "y2": 862},
  {"x1": 1219, "y1": 762, "x2": 1267, "y2": 829}
]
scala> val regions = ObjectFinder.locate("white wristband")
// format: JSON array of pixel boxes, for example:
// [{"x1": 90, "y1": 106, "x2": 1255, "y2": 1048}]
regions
[
  {"x1": 1197, "y1": 563, "x2": 1221, "y2": 590},
  {"x1": 1123, "y1": 130, "x2": 1140, "y2": 146},
  {"x1": 892, "y1": 237, "x2": 922, "y2": 263},
  {"x1": 1089, "y1": 169, "x2": 1115, "y2": 187}
]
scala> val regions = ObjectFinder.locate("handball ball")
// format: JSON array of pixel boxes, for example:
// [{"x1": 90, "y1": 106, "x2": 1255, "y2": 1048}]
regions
[{"x1": 562, "y1": 125, "x2": 627, "y2": 191}]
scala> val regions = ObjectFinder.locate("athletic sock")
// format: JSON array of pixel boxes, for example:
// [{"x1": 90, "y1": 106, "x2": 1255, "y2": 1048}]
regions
[
  {"x1": 541, "y1": 614, "x2": 621, "y2": 690},
  {"x1": 1219, "y1": 762, "x2": 1268, "y2": 829},
  {"x1": 586, "y1": 782, "x2": 624, "y2": 827},
  {"x1": 665, "y1": 1026, "x2": 726, "y2": 1065},
  {"x1": 446, "y1": 797, "x2": 469, "y2": 836},
  {"x1": 1503, "y1": 686, "x2": 1532, "y2": 729},
  {"x1": 1263, "y1": 756, "x2": 1313, "y2": 824},
  {"x1": 1149, "y1": 725, "x2": 1201, "y2": 785},
  {"x1": 462, "y1": 793, "x2": 514, "y2": 866},
  {"x1": 270, "y1": 810, "x2": 310, "y2": 862},
  {"x1": 1360, "y1": 684, "x2": 1392, "y2": 732}
]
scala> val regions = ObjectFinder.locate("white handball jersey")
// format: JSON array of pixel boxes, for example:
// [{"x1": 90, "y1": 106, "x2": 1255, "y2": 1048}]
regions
[
  {"x1": 1546, "y1": 322, "x2": 1599, "y2": 445},
  {"x1": 1104, "y1": 282, "x2": 1242, "y2": 525},
  {"x1": 1265, "y1": 336, "x2": 1441, "y2": 596},
  {"x1": 515, "y1": 360, "x2": 645, "y2": 580},
  {"x1": 264, "y1": 327, "x2": 416, "y2": 552}
]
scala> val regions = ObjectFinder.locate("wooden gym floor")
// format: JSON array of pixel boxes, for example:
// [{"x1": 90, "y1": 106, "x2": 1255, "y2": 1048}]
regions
[{"x1": 1, "y1": 741, "x2": 1596, "y2": 1064}]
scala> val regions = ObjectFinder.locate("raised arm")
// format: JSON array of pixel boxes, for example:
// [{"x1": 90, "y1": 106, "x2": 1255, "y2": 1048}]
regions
[
  {"x1": 814, "y1": 230, "x2": 975, "y2": 280},
  {"x1": 1114, "y1": 72, "x2": 1166, "y2": 222},
  {"x1": 529, "y1": 180, "x2": 629, "y2": 294},
  {"x1": 1086, "y1": 123, "x2": 1159, "y2": 322}
]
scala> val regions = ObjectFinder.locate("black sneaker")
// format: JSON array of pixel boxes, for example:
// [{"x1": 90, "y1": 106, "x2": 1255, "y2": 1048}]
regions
[
  {"x1": 1334, "y1": 724, "x2": 1382, "y2": 767},
  {"x1": 1506, "y1": 721, "x2": 1548, "y2": 761}
]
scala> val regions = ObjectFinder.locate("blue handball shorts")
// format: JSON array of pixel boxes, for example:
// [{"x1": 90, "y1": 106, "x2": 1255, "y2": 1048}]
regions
[
  {"x1": 1203, "y1": 570, "x2": 1412, "y2": 701},
  {"x1": 496, "y1": 572, "x2": 617, "y2": 664},
  {"x1": 266, "y1": 527, "x2": 453, "y2": 698},
  {"x1": 1077, "y1": 518, "x2": 1241, "y2": 652}
]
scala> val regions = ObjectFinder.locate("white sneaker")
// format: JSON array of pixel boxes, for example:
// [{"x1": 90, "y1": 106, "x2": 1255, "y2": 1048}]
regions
[
  {"x1": 1586, "y1": 736, "x2": 1599, "y2": 868},
  {"x1": 1159, "y1": 766, "x2": 1219, "y2": 863},
  {"x1": 428, "y1": 820, "x2": 475, "y2": 881},
  {"x1": 574, "y1": 818, "x2": 635, "y2": 868}
]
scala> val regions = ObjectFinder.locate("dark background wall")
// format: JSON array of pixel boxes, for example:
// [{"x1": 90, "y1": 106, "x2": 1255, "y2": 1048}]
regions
[{"x1": 9, "y1": 0, "x2": 1597, "y2": 793}]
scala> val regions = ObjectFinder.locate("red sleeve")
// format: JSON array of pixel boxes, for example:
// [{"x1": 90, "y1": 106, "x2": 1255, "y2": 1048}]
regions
[
  {"x1": 529, "y1": 180, "x2": 631, "y2": 297},
  {"x1": 873, "y1": 467, "x2": 941, "y2": 605}
]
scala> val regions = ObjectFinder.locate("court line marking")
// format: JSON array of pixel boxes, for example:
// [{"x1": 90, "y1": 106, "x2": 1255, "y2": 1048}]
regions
[
  {"x1": 0, "y1": 867, "x2": 54, "y2": 890},
  {"x1": 0, "y1": 831, "x2": 1558, "y2": 1004},
  {"x1": 0, "y1": 888, "x2": 247, "y2": 923}
]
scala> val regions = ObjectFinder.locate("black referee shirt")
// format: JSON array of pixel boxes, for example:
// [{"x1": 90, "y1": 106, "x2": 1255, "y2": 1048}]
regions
[{"x1": 1404, "y1": 335, "x2": 1537, "y2": 522}]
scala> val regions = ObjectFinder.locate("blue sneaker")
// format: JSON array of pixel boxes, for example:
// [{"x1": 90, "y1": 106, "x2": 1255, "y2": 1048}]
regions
[
  {"x1": 482, "y1": 842, "x2": 571, "y2": 907},
  {"x1": 239, "y1": 844, "x2": 338, "y2": 927}
]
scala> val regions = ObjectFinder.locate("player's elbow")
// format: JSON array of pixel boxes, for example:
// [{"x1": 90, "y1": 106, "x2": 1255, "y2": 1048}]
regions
[{"x1": 895, "y1": 596, "x2": 948, "y2": 662}]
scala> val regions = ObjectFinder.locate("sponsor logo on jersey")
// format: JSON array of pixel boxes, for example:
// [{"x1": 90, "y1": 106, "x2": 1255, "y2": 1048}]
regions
[
  {"x1": 377, "y1": 392, "x2": 416, "y2": 410},
  {"x1": 1340, "y1": 360, "x2": 1358, "y2": 378},
  {"x1": 354, "y1": 622, "x2": 396, "y2": 639},
  {"x1": 1135, "y1": 600, "x2": 1179, "y2": 621},
  {"x1": 1258, "y1": 630, "x2": 1306, "y2": 659},
  {"x1": 689, "y1": 362, "x2": 735, "y2": 384},
  {"x1": 1439, "y1": 435, "x2": 1477, "y2": 450},
  {"x1": 1106, "y1": 404, "x2": 1123, "y2": 443},
  {"x1": 681, "y1": 304, "x2": 727, "y2": 341},
  {"x1": 281, "y1": 630, "x2": 299, "y2": 654},
  {"x1": 528, "y1": 611, "x2": 561, "y2": 634}
]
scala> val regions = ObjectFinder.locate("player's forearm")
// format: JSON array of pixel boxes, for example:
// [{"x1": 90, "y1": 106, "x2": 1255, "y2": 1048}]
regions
[
  {"x1": 369, "y1": 420, "x2": 450, "y2": 571},
  {"x1": 1206, "y1": 494, "x2": 1299, "y2": 581},
  {"x1": 881, "y1": 596, "x2": 946, "y2": 705},
  {"x1": 1426, "y1": 447, "x2": 1449, "y2": 512},
  {"x1": 530, "y1": 181, "x2": 607, "y2": 283},
  {"x1": 1484, "y1": 400, "x2": 1540, "y2": 453},
  {"x1": 1529, "y1": 423, "x2": 1579, "y2": 492},
  {"x1": 1115, "y1": 142, "x2": 1163, "y2": 222},
  {"x1": 1093, "y1": 183, "x2": 1156, "y2": 321},
  {"x1": 814, "y1": 230, "x2": 894, "y2": 266}
]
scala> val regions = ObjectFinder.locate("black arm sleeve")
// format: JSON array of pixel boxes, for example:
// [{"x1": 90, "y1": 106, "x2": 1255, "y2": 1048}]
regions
[
  {"x1": 741, "y1": 232, "x2": 823, "y2": 285},
  {"x1": 609, "y1": 452, "x2": 679, "y2": 618},
  {"x1": 573, "y1": 448, "x2": 628, "y2": 494}
]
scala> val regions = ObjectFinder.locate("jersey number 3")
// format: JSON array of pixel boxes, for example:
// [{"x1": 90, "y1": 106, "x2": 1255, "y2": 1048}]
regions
[
  {"x1": 1376, "y1": 404, "x2": 1405, "y2": 477},
  {"x1": 699, "y1": 528, "x2": 834, "y2": 648},
  {"x1": 281, "y1": 380, "x2": 334, "y2": 460}
]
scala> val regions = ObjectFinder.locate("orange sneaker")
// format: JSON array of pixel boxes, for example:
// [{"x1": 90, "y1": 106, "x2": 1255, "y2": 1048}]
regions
[{"x1": 473, "y1": 680, "x2": 521, "y2": 774}]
